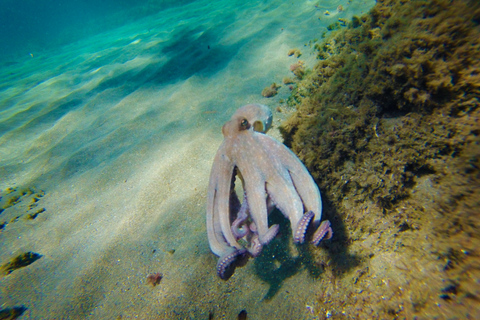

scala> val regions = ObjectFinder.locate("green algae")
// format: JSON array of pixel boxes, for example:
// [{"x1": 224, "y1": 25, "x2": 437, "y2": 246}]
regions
[
  {"x1": 3, "y1": 187, "x2": 16, "y2": 195},
  {"x1": 0, "y1": 186, "x2": 46, "y2": 229},
  {"x1": 261, "y1": 83, "x2": 280, "y2": 98},
  {"x1": 289, "y1": 60, "x2": 307, "y2": 79},
  {"x1": 282, "y1": 77, "x2": 295, "y2": 85},
  {"x1": 26, "y1": 208, "x2": 45, "y2": 220},
  {"x1": 282, "y1": 0, "x2": 480, "y2": 205},
  {"x1": 1, "y1": 187, "x2": 41, "y2": 210},
  {"x1": 3, "y1": 195, "x2": 20, "y2": 209},
  {"x1": 287, "y1": 48, "x2": 302, "y2": 58},
  {"x1": 280, "y1": 0, "x2": 480, "y2": 318},
  {"x1": 1, "y1": 252, "x2": 42, "y2": 275}
]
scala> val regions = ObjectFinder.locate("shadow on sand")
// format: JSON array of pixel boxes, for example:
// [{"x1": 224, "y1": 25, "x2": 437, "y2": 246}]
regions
[{"x1": 253, "y1": 195, "x2": 361, "y2": 301}]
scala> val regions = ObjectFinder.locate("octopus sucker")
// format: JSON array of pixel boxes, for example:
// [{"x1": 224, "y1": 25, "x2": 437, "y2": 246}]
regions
[
  {"x1": 216, "y1": 249, "x2": 248, "y2": 280},
  {"x1": 206, "y1": 104, "x2": 333, "y2": 279},
  {"x1": 293, "y1": 210, "x2": 315, "y2": 244},
  {"x1": 311, "y1": 220, "x2": 334, "y2": 246}
]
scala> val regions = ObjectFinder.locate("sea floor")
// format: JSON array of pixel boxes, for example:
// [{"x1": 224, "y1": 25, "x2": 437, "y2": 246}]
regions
[{"x1": 0, "y1": 1, "x2": 383, "y2": 319}]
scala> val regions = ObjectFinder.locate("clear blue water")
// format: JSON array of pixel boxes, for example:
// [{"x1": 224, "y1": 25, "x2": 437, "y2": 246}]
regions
[{"x1": 0, "y1": 0, "x2": 192, "y2": 60}]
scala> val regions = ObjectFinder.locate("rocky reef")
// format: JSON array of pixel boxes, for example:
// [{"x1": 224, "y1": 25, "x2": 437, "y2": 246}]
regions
[{"x1": 280, "y1": 0, "x2": 480, "y2": 318}]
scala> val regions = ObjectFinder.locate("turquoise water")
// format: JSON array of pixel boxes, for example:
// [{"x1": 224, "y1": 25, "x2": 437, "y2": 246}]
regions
[{"x1": 0, "y1": 1, "x2": 375, "y2": 318}]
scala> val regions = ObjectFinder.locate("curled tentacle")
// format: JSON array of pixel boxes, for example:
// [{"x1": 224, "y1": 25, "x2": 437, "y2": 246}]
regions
[
  {"x1": 247, "y1": 235, "x2": 263, "y2": 257},
  {"x1": 293, "y1": 211, "x2": 314, "y2": 244},
  {"x1": 231, "y1": 193, "x2": 250, "y2": 239},
  {"x1": 311, "y1": 220, "x2": 333, "y2": 246},
  {"x1": 232, "y1": 221, "x2": 250, "y2": 239},
  {"x1": 216, "y1": 249, "x2": 248, "y2": 280}
]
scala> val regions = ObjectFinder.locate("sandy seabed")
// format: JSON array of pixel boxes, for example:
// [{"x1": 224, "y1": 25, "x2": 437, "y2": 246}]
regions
[{"x1": 0, "y1": 0, "x2": 378, "y2": 319}]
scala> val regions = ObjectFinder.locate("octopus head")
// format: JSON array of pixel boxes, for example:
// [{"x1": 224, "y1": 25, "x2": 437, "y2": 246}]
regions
[{"x1": 222, "y1": 104, "x2": 272, "y2": 138}]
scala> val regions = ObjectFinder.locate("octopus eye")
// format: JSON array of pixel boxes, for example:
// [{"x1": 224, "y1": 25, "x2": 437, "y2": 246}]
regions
[{"x1": 240, "y1": 118, "x2": 250, "y2": 130}]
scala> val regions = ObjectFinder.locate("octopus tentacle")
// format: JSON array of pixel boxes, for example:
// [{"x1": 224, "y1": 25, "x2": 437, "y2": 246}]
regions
[
  {"x1": 287, "y1": 166, "x2": 322, "y2": 226},
  {"x1": 216, "y1": 248, "x2": 248, "y2": 280},
  {"x1": 293, "y1": 211, "x2": 314, "y2": 244},
  {"x1": 263, "y1": 224, "x2": 280, "y2": 244},
  {"x1": 206, "y1": 144, "x2": 243, "y2": 257},
  {"x1": 257, "y1": 133, "x2": 321, "y2": 234},
  {"x1": 265, "y1": 175, "x2": 304, "y2": 240},
  {"x1": 206, "y1": 183, "x2": 232, "y2": 256},
  {"x1": 231, "y1": 193, "x2": 250, "y2": 239},
  {"x1": 311, "y1": 220, "x2": 333, "y2": 246},
  {"x1": 242, "y1": 179, "x2": 275, "y2": 245},
  {"x1": 216, "y1": 162, "x2": 243, "y2": 249},
  {"x1": 247, "y1": 235, "x2": 263, "y2": 257}
]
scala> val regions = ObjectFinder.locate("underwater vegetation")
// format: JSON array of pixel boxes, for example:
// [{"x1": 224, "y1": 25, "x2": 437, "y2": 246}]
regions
[
  {"x1": 282, "y1": 0, "x2": 480, "y2": 210},
  {"x1": 26, "y1": 208, "x2": 45, "y2": 220},
  {"x1": 0, "y1": 185, "x2": 46, "y2": 311},
  {"x1": 261, "y1": 83, "x2": 281, "y2": 98},
  {"x1": 280, "y1": 0, "x2": 480, "y2": 318},
  {"x1": 0, "y1": 186, "x2": 46, "y2": 230},
  {"x1": 282, "y1": 77, "x2": 295, "y2": 85},
  {"x1": 289, "y1": 60, "x2": 306, "y2": 79},
  {"x1": 146, "y1": 272, "x2": 163, "y2": 287},
  {"x1": 1, "y1": 252, "x2": 42, "y2": 275},
  {"x1": 0, "y1": 306, "x2": 27, "y2": 320},
  {"x1": 287, "y1": 48, "x2": 302, "y2": 58}
]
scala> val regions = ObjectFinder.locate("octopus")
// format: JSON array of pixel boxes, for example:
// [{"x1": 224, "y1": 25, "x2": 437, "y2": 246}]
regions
[{"x1": 206, "y1": 104, "x2": 333, "y2": 280}]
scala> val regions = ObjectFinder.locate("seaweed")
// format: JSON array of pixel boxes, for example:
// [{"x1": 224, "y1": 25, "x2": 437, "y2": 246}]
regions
[
  {"x1": 261, "y1": 83, "x2": 280, "y2": 98},
  {"x1": 1, "y1": 252, "x2": 42, "y2": 275},
  {"x1": 282, "y1": 0, "x2": 480, "y2": 206},
  {"x1": 287, "y1": 48, "x2": 302, "y2": 58},
  {"x1": 289, "y1": 60, "x2": 306, "y2": 79},
  {"x1": 26, "y1": 208, "x2": 45, "y2": 220},
  {"x1": 0, "y1": 306, "x2": 27, "y2": 320},
  {"x1": 282, "y1": 77, "x2": 295, "y2": 85},
  {"x1": 280, "y1": 0, "x2": 480, "y2": 318},
  {"x1": 1, "y1": 186, "x2": 44, "y2": 210},
  {"x1": 2, "y1": 195, "x2": 20, "y2": 209},
  {"x1": 0, "y1": 186, "x2": 46, "y2": 225},
  {"x1": 146, "y1": 272, "x2": 163, "y2": 287}
]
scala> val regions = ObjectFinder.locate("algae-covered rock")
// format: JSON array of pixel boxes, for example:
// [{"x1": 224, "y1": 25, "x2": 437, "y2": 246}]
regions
[
  {"x1": 280, "y1": 0, "x2": 480, "y2": 318},
  {"x1": 282, "y1": 0, "x2": 480, "y2": 203}
]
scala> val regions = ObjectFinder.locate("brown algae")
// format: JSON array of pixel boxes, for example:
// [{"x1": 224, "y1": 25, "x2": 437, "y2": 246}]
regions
[
  {"x1": 0, "y1": 186, "x2": 46, "y2": 228},
  {"x1": 261, "y1": 83, "x2": 281, "y2": 98},
  {"x1": 26, "y1": 208, "x2": 45, "y2": 220},
  {"x1": 280, "y1": 0, "x2": 480, "y2": 318},
  {"x1": 1, "y1": 252, "x2": 42, "y2": 275},
  {"x1": 3, "y1": 195, "x2": 20, "y2": 209},
  {"x1": 0, "y1": 306, "x2": 27, "y2": 319}
]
